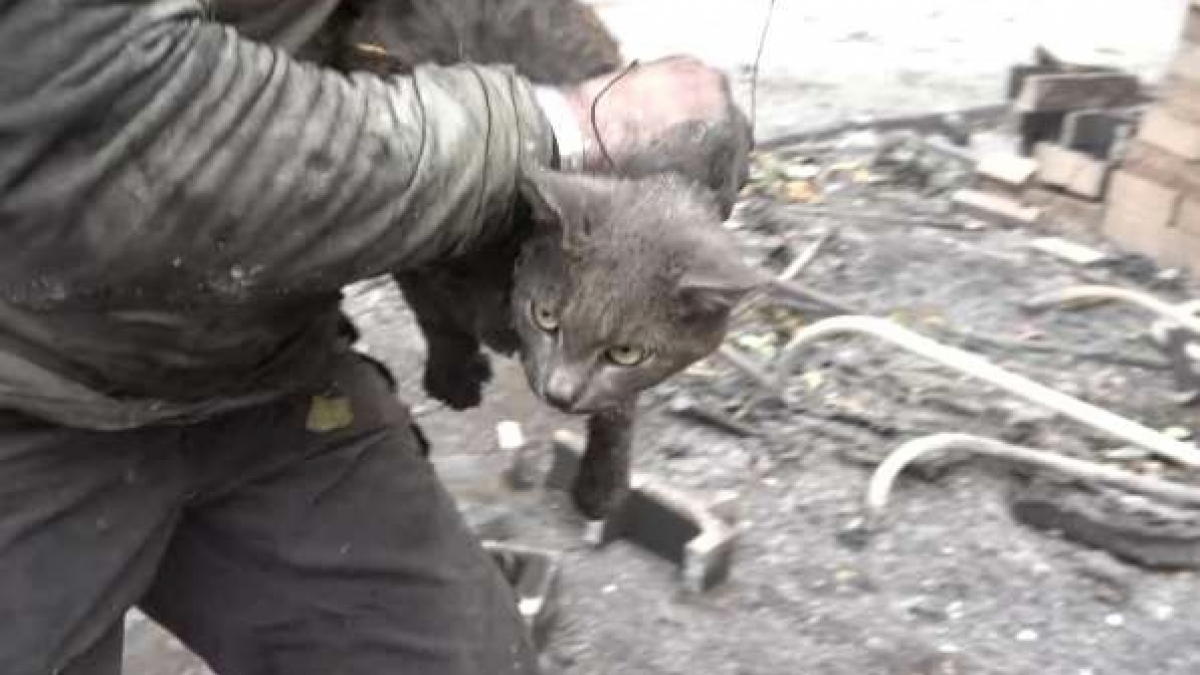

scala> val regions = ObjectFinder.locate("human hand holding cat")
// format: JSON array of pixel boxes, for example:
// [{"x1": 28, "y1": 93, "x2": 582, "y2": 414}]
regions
[{"x1": 552, "y1": 56, "x2": 753, "y2": 217}]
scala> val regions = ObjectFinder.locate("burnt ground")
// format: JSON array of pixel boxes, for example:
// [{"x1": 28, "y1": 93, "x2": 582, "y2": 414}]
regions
[
  {"x1": 122, "y1": 2, "x2": 1200, "y2": 673},
  {"x1": 128, "y1": 131, "x2": 1200, "y2": 675},
  {"x1": 349, "y1": 134, "x2": 1200, "y2": 675}
]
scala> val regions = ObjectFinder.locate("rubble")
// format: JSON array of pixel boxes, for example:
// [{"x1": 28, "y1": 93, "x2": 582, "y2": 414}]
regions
[{"x1": 545, "y1": 430, "x2": 740, "y2": 593}]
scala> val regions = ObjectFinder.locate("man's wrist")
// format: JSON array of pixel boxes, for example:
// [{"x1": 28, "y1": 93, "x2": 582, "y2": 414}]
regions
[{"x1": 533, "y1": 86, "x2": 586, "y2": 173}]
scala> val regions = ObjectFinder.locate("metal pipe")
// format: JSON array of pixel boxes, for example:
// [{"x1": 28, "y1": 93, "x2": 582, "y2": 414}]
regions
[
  {"x1": 779, "y1": 316, "x2": 1200, "y2": 467},
  {"x1": 865, "y1": 433, "x2": 1200, "y2": 530},
  {"x1": 1025, "y1": 285, "x2": 1200, "y2": 337}
]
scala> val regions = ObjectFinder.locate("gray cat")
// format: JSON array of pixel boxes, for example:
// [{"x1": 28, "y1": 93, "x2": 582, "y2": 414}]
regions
[{"x1": 324, "y1": 0, "x2": 758, "y2": 518}]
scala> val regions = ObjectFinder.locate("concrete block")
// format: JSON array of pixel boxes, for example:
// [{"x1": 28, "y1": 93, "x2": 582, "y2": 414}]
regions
[
  {"x1": 1017, "y1": 111, "x2": 1066, "y2": 155},
  {"x1": 1034, "y1": 142, "x2": 1112, "y2": 200},
  {"x1": 1061, "y1": 109, "x2": 1135, "y2": 159},
  {"x1": 1139, "y1": 108, "x2": 1200, "y2": 160},
  {"x1": 975, "y1": 152, "x2": 1039, "y2": 189},
  {"x1": 1016, "y1": 73, "x2": 1140, "y2": 112},
  {"x1": 547, "y1": 430, "x2": 739, "y2": 592},
  {"x1": 951, "y1": 189, "x2": 1042, "y2": 228},
  {"x1": 1006, "y1": 64, "x2": 1062, "y2": 100}
]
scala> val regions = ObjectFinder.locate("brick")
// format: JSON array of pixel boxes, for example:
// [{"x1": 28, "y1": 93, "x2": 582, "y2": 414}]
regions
[
  {"x1": 952, "y1": 189, "x2": 1042, "y2": 228},
  {"x1": 1139, "y1": 108, "x2": 1200, "y2": 160},
  {"x1": 975, "y1": 152, "x2": 1039, "y2": 189},
  {"x1": 1160, "y1": 76, "x2": 1200, "y2": 126},
  {"x1": 1122, "y1": 139, "x2": 1200, "y2": 195},
  {"x1": 1178, "y1": 197, "x2": 1200, "y2": 236},
  {"x1": 1034, "y1": 142, "x2": 1111, "y2": 200},
  {"x1": 1171, "y1": 43, "x2": 1200, "y2": 85},
  {"x1": 1186, "y1": 5, "x2": 1200, "y2": 44},
  {"x1": 1061, "y1": 109, "x2": 1135, "y2": 159},
  {"x1": 1103, "y1": 171, "x2": 1193, "y2": 267},
  {"x1": 1016, "y1": 72, "x2": 1141, "y2": 112}
]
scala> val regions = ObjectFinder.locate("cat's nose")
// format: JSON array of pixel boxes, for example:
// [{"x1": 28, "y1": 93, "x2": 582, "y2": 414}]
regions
[{"x1": 544, "y1": 369, "x2": 585, "y2": 411}]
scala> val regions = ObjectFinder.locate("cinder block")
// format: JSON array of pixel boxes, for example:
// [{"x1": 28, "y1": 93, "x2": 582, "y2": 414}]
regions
[
  {"x1": 1139, "y1": 108, "x2": 1200, "y2": 160},
  {"x1": 1016, "y1": 72, "x2": 1140, "y2": 112},
  {"x1": 1034, "y1": 142, "x2": 1111, "y2": 200},
  {"x1": 1061, "y1": 109, "x2": 1135, "y2": 159},
  {"x1": 952, "y1": 189, "x2": 1042, "y2": 228},
  {"x1": 547, "y1": 430, "x2": 739, "y2": 592},
  {"x1": 1017, "y1": 111, "x2": 1066, "y2": 155},
  {"x1": 976, "y1": 152, "x2": 1039, "y2": 189}
]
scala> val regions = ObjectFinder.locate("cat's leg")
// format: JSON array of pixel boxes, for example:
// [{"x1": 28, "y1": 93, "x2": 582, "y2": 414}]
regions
[
  {"x1": 573, "y1": 399, "x2": 636, "y2": 519},
  {"x1": 395, "y1": 274, "x2": 493, "y2": 410}
]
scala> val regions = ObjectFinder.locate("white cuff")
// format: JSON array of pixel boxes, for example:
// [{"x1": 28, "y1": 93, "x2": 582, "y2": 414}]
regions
[{"x1": 533, "y1": 86, "x2": 586, "y2": 173}]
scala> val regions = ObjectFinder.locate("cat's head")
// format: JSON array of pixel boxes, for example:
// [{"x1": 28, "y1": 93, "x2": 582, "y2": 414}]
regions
[{"x1": 512, "y1": 170, "x2": 761, "y2": 414}]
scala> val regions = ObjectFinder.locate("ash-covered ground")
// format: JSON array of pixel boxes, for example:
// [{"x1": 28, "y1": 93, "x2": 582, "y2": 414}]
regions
[{"x1": 126, "y1": 2, "x2": 1200, "y2": 674}]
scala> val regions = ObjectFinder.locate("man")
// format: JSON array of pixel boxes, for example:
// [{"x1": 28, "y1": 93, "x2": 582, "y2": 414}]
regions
[{"x1": 0, "y1": 2, "x2": 750, "y2": 674}]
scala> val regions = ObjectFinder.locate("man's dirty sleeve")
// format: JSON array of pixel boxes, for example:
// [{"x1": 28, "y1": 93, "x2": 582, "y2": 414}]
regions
[{"x1": 0, "y1": 0, "x2": 555, "y2": 307}]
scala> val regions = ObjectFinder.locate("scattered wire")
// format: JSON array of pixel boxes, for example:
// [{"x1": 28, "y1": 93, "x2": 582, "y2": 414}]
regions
[
  {"x1": 590, "y1": 59, "x2": 641, "y2": 171},
  {"x1": 750, "y1": 0, "x2": 778, "y2": 135}
]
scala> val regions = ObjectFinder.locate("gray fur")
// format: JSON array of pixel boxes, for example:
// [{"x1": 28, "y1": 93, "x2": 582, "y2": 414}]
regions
[{"x1": 323, "y1": 0, "x2": 758, "y2": 517}]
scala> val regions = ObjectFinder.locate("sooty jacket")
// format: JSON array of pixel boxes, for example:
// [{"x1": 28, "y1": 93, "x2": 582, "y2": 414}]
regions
[{"x1": 0, "y1": 0, "x2": 554, "y2": 429}]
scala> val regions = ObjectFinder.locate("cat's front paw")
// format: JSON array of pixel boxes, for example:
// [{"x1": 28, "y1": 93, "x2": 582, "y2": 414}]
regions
[{"x1": 424, "y1": 352, "x2": 493, "y2": 410}]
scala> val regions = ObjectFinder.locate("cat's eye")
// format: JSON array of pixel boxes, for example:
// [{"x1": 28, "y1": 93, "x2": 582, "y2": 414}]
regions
[
  {"x1": 530, "y1": 301, "x2": 560, "y2": 332},
  {"x1": 605, "y1": 345, "x2": 648, "y2": 367}
]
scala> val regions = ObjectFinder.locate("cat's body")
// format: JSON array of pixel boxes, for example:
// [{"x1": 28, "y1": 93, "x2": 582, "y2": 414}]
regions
[{"x1": 324, "y1": 0, "x2": 756, "y2": 517}]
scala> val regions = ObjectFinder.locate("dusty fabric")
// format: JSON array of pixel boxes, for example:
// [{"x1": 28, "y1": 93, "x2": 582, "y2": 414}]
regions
[
  {"x1": 0, "y1": 354, "x2": 537, "y2": 675},
  {"x1": 0, "y1": 0, "x2": 554, "y2": 429}
]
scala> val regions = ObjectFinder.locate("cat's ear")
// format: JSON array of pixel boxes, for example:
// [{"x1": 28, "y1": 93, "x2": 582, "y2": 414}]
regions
[
  {"x1": 521, "y1": 171, "x2": 588, "y2": 251},
  {"x1": 519, "y1": 169, "x2": 591, "y2": 253},
  {"x1": 676, "y1": 248, "x2": 764, "y2": 317}
]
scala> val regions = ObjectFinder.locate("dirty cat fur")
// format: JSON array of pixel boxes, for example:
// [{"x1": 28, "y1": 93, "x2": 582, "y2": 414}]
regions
[{"x1": 323, "y1": 0, "x2": 757, "y2": 518}]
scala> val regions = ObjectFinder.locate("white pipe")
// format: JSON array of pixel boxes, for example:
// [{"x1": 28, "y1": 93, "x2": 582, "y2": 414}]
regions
[
  {"x1": 780, "y1": 316, "x2": 1200, "y2": 467},
  {"x1": 865, "y1": 433, "x2": 1200, "y2": 530},
  {"x1": 1025, "y1": 285, "x2": 1200, "y2": 336}
]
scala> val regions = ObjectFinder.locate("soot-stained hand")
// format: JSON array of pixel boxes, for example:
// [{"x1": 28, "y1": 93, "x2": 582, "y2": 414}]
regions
[{"x1": 561, "y1": 56, "x2": 753, "y2": 217}]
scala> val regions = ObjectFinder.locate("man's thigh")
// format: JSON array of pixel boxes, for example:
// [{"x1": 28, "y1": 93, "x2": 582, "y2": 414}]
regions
[
  {"x1": 142, "y1": 354, "x2": 538, "y2": 675},
  {"x1": 0, "y1": 414, "x2": 185, "y2": 675}
]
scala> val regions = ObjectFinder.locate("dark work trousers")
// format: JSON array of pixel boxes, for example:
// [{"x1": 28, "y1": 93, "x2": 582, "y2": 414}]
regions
[{"x1": 0, "y1": 353, "x2": 538, "y2": 675}]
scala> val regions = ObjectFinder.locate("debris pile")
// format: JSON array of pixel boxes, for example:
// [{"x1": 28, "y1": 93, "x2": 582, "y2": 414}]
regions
[
  {"x1": 957, "y1": 47, "x2": 1144, "y2": 233},
  {"x1": 1106, "y1": 0, "x2": 1200, "y2": 272}
]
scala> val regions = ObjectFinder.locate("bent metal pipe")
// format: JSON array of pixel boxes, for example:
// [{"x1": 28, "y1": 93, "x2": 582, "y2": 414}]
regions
[{"x1": 779, "y1": 316, "x2": 1200, "y2": 468}]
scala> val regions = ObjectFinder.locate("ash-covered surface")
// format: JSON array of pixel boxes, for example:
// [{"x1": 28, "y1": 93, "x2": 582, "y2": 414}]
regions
[
  {"x1": 358, "y1": 135, "x2": 1200, "y2": 675},
  {"x1": 126, "y1": 138, "x2": 1200, "y2": 674},
  {"x1": 122, "y1": 1, "x2": 1200, "y2": 672}
]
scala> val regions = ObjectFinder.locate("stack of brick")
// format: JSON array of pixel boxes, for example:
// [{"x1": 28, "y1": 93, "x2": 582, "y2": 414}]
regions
[
  {"x1": 953, "y1": 48, "x2": 1143, "y2": 232},
  {"x1": 1105, "y1": 0, "x2": 1200, "y2": 272}
]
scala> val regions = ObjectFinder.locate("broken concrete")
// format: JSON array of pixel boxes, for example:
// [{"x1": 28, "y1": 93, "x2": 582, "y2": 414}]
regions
[
  {"x1": 951, "y1": 188, "x2": 1042, "y2": 228},
  {"x1": 547, "y1": 430, "x2": 739, "y2": 592}
]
